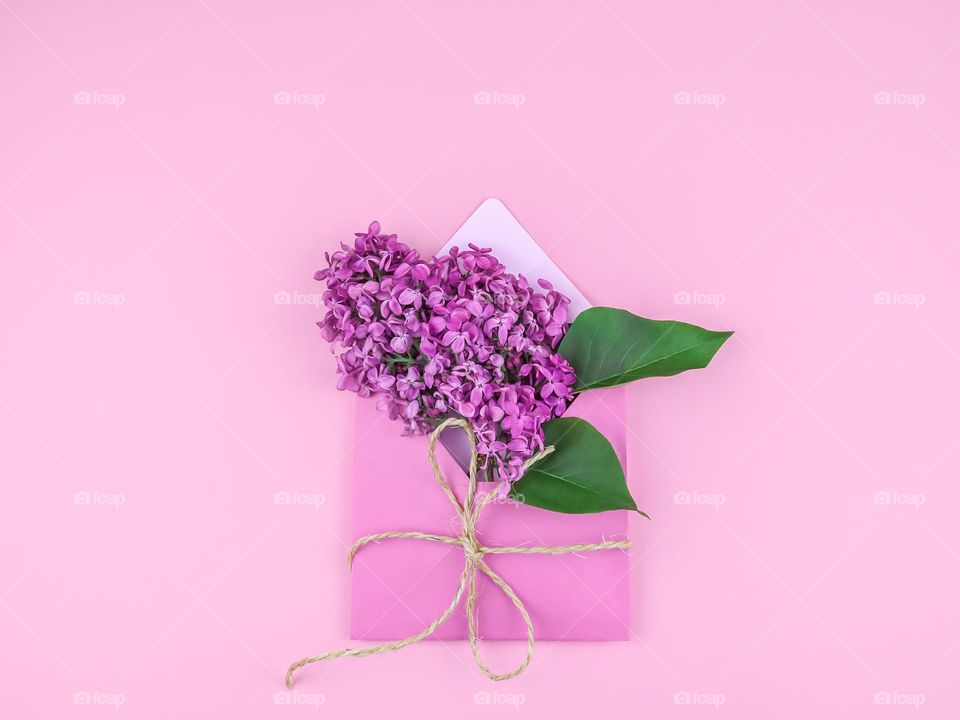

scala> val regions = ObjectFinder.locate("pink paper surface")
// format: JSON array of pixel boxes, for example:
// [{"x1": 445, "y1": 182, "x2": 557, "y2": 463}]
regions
[{"x1": 351, "y1": 388, "x2": 630, "y2": 641}]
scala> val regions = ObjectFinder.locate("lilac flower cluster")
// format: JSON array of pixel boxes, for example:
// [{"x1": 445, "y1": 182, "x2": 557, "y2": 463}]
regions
[{"x1": 315, "y1": 221, "x2": 576, "y2": 482}]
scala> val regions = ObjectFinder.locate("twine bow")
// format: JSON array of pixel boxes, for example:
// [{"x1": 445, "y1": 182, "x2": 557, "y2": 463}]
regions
[{"x1": 285, "y1": 417, "x2": 630, "y2": 688}]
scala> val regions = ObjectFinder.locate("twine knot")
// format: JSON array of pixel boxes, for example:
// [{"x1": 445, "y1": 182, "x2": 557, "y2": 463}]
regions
[
  {"x1": 285, "y1": 418, "x2": 631, "y2": 688},
  {"x1": 460, "y1": 534, "x2": 484, "y2": 564}
]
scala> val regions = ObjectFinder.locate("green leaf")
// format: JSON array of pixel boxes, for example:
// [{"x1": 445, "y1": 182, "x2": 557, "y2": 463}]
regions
[
  {"x1": 558, "y1": 307, "x2": 732, "y2": 391},
  {"x1": 509, "y1": 417, "x2": 646, "y2": 515}
]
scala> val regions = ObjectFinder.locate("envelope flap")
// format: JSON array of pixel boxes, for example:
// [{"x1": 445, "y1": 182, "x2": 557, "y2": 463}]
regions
[{"x1": 437, "y1": 198, "x2": 591, "y2": 318}]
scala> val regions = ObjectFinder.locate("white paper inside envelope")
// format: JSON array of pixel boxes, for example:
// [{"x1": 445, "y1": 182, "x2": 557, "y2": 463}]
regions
[{"x1": 437, "y1": 198, "x2": 591, "y2": 482}]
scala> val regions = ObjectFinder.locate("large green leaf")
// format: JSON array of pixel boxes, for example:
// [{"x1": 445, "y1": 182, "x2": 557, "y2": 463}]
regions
[
  {"x1": 558, "y1": 307, "x2": 732, "y2": 391},
  {"x1": 509, "y1": 417, "x2": 645, "y2": 515}
]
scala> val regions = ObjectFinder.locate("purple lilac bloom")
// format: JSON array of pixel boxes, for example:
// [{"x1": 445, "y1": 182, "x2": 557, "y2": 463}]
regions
[{"x1": 315, "y1": 221, "x2": 576, "y2": 482}]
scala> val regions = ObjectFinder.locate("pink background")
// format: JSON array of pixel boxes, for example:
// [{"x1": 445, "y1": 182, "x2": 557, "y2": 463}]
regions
[{"x1": 2, "y1": 1, "x2": 959, "y2": 717}]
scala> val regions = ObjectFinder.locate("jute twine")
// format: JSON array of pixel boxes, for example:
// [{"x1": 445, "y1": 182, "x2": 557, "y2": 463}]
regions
[{"x1": 285, "y1": 417, "x2": 631, "y2": 688}]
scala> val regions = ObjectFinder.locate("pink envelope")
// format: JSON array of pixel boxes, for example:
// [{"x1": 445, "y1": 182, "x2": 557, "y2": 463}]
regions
[{"x1": 350, "y1": 199, "x2": 631, "y2": 641}]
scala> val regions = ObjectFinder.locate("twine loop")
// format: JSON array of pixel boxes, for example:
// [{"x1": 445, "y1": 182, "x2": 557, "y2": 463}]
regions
[{"x1": 285, "y1": 417, "x2": 630, "y2": 688}]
